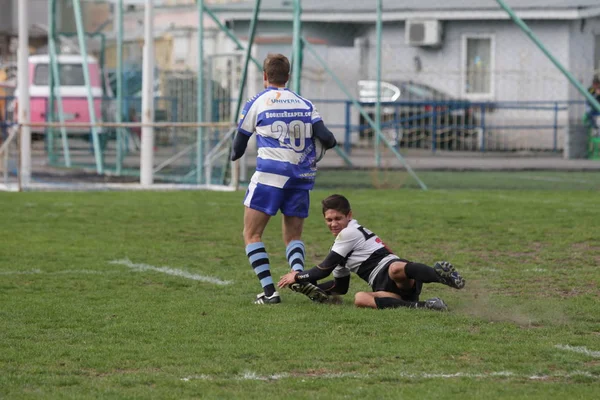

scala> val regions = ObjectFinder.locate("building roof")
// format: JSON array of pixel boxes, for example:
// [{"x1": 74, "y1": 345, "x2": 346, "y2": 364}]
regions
[{"x1": 210, "y1": 0, "x2": 600, "y2": 21}]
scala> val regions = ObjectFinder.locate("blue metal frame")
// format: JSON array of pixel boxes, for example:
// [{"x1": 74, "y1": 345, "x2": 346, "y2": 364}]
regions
[{"x1": 207, "y1": 98, "x2": 583, "y2": 154}]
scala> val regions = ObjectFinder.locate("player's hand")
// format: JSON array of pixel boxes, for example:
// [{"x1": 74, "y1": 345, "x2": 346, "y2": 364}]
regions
[{"x1": 278, "y1": 271, "x2": 298, "y2": 288}]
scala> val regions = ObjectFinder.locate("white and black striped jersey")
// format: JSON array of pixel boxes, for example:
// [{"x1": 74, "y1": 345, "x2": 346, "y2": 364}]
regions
[{"x1": 331, "y1": 219, "x2": 399, "y2": 286}]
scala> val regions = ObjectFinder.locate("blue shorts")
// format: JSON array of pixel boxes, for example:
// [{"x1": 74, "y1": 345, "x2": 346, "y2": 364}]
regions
[{"x1": 243, "y1": 182, "x2": 310, "y2": 218}]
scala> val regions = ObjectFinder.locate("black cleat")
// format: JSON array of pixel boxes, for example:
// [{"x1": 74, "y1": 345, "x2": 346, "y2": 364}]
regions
[
  {"x1": 423, "y1": 297, "x2": 448, "y2": 311},
  {"x1": 254, "y1": 291, "x2": 281, "y2": 304},
  {"x1": 434, "y1": 261, "x2": 465, "y2": 289},
  {"x1": 289, "y1": 282, "x2": 329, "y2": 303}
]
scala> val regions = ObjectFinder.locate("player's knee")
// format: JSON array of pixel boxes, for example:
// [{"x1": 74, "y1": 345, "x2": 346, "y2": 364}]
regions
[
  {"x1": 354, "y1": 292, "x2": 374, "y2": 308},
  {"x1": 243, "y1": 228, "x2": 261, "y2": 243},
  {"x1": 388, "y1": 262, "x2": 408, "y2": 281}
]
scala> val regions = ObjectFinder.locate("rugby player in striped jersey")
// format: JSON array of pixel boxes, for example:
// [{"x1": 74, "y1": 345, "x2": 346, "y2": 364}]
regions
[
  {"x1": 278, "y1": 194, "x2": 466, "y2": 311},
  {"x1": 231, "y1": 53, "x2": 337, "y2": 304}
]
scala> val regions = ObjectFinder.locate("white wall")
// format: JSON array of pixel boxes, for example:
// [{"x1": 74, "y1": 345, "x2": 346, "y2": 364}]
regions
[
  {"x1": 363, "y1": 20, "x2": 573, "y2": 102},
  {"x1": 360, "y1": 19, "x2": 595, "y2": 150},
  {"x1": 0, "y1": 0, "x2": 12, "y2": 34},
  {"x1": 225, "y1": 16, "x2": 600, "y2": 150}
]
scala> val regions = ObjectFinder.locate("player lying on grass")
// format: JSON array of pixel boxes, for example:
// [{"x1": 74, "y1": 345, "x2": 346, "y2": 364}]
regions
[{"x1": 277, "y1": 194, "x2": 466, "y2": 311}]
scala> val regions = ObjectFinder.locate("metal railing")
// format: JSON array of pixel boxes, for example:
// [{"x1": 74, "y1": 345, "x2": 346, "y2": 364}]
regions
[{"x1": 210, "y1": 98, "x2": 589, "y2": 154}]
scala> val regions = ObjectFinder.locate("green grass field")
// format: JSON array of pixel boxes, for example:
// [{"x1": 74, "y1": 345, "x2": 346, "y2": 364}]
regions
[
  {"x1": 1, "y1": 186, "x2": 599, "y2": 399},
  {"x1": 314, "y1": 169, "x2": 600, "y2": 191}
]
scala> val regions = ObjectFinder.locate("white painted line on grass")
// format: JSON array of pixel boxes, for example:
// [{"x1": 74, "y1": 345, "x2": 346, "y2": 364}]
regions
[
  {"x1": 55, "y1": 270, "x2": 118, "y2": 275},
  {"x1": 555, "y1": 344, "x2": 600, "y2": 358},
  {"x1": 181, "y1": 371, "x2": 365, "y2": 382},
  {"x1": 0, "y1": 269, "x2": 119, "y2": 276},
  {"x1": 515, "y1": 175, "x2": 595, "y2": 184},
  {"x1": 479, "y1": 267, "x2": 499, "y2": 273},
  {"x1": 181, "y1": 370, "x2": 598, "y2": 382},
  {"x1": 181, "y1": 375, "x2": 211, "y2": 382},
  {"x1": 109, "y1": 259, "x2": 233, "y2": 286},
  {"x1": 0, "y1": 269, "x2": 43, "y2": 275}
]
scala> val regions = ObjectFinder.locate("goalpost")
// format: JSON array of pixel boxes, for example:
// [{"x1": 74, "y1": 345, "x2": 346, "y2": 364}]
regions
[{"x1": 10, "y1": 0, "x2": 238, "y2": 192}]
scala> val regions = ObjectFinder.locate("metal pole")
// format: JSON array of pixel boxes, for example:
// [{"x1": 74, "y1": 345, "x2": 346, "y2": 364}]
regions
[
  {"x1": 116, "y1": 0, "x2": 124, "y2": 175},
  {"x1": 495, "y1": 0, "x2": 600, "y2": 114},
  {"x1": 18, "y1": 0, "x2": 31, "y2": 186},
  {"x1": 375, "y1": 0, "x2": 382, "y2": 167},
  {"x1": 48, "y1": 0, "x2": 71, "y2": 167},
  {"x1": 292, "y1": 0, "x2": 302, "y2": 94},
  {"x1": 225, "y1": 0, "x2": 261, "y2": 187},
  {"x1": 344, "y1": 101, "x2": 351, "y2": 154},
  {"x1": 72, "y1": 0, "x2": 103, "y2": 174},
  {"x1": 204, "y1": 7, "x2": 262, "y2": 70},
  {"x1": 242, "y1": 46, "x2": 260, "y2": 182},
  {"x1": 47, "y1": 0, "x2": 56, "y2": 164},
  {"x1": 553, "y1": 101, "x2": 559, "y2": 152},
  {"x1": 232, "y1": 0, "x2": 261, "y2": 122},
  {"x1": 197, "y1": 0, "x2": 205, "y2": 184},
  {"x1": 303, "y1": 38, "x2": 427, "y2": 190},
  {"x1": 140, "y1": 0, "x2": 155, "y2": 185},
  {"x1": 479, "y1": 103, "x2": 486, "y2": 152}
]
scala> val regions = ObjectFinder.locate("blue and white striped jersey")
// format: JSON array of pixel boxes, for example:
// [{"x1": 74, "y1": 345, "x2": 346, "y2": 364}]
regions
[{"x1": 237, "y1": 86, "x2": 322, "y2": 190}]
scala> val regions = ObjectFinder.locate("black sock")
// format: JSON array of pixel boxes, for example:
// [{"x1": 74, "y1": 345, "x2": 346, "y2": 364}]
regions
[
  {"x1": 404, "y1": 262, "x2": 440, "y2": 283},
  {"x1": 375, "y1": 297, "x2": 426, "y2": 309}
]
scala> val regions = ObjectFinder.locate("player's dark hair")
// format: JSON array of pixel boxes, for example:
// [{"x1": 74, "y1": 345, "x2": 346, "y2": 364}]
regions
[
  {"x1": 263, "y1": 53, "x2": 290, "y2": 86},
  {"x1": 322, "y1": 194, "x2": 351, "y2": 216},
  {"x1": 594, "y1": 76, "x2": 600, "y2": 85}
]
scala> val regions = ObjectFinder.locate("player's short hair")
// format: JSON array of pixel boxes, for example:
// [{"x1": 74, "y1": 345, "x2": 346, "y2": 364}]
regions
[
  {"x1": 263, "y1": 53, "x2": 290, "y2": 86},
  {"x1": 593, "y1": 76, "x2": 600, "y2": 85},
  {"x1": 322, "y1": 194, "x2": 351, "y2": 216}
]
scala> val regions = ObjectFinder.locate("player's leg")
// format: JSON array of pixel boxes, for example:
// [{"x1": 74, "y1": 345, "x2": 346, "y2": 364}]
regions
[
  {"x1": 282, "y1": 215, "x2": 305, "y2": 272},
  {"x1": 243, "y1": 183, "x2": 283, "y2": 304},
  {"x1": 355, "y1": 291, "x2": 402, "y2": 309},
  {"x1": 283, "y1": 217, "x2": 328, "y2": 300},
  {"x1": 388, "y1": 260, "x2": 465, "y2": 290},
  {"x1": 368, "y1": 262, "x2": 447, "y2": 311},
  {"x1": 281, "y1": 189, "x2": 328, "y2": 303},
  {"x1": 389, "y1": 261, "x2": 439, "y2": 285},
  {"x1": 355, "y1": 291, "x2": 447, "y2": 311},
  {"x1": 281, "y1": 188, "x2": 310, "y2": 273}
]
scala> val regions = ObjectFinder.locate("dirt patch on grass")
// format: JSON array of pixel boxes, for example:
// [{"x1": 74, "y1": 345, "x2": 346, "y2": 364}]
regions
[
  {"x1": 471, "y1": 242, "x2": 546, "y2": 263},
  {"x1": 584, "y1": 360, "x2": 600, "y2": 367},
  {"x1": 456, "y1": 281, "x2": 571, "y2": 327},
  {"x1": 572, "y1": 242, "x2": 600, "y2": 264},
  {"x1": 572, "y1": 242, "x2": 600, "y2": 252},
  {"x1": 482, "y1": 277, "x2": 598, "y2": 299}
]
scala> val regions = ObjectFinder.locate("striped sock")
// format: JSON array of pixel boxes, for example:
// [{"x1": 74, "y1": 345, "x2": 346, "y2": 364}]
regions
[
  {"x1": 246, "y1": 242, "x2": 275, "y2": 297},
  {"x1": 286, "y1": 240, "x2": 305, "y2": 272}
]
